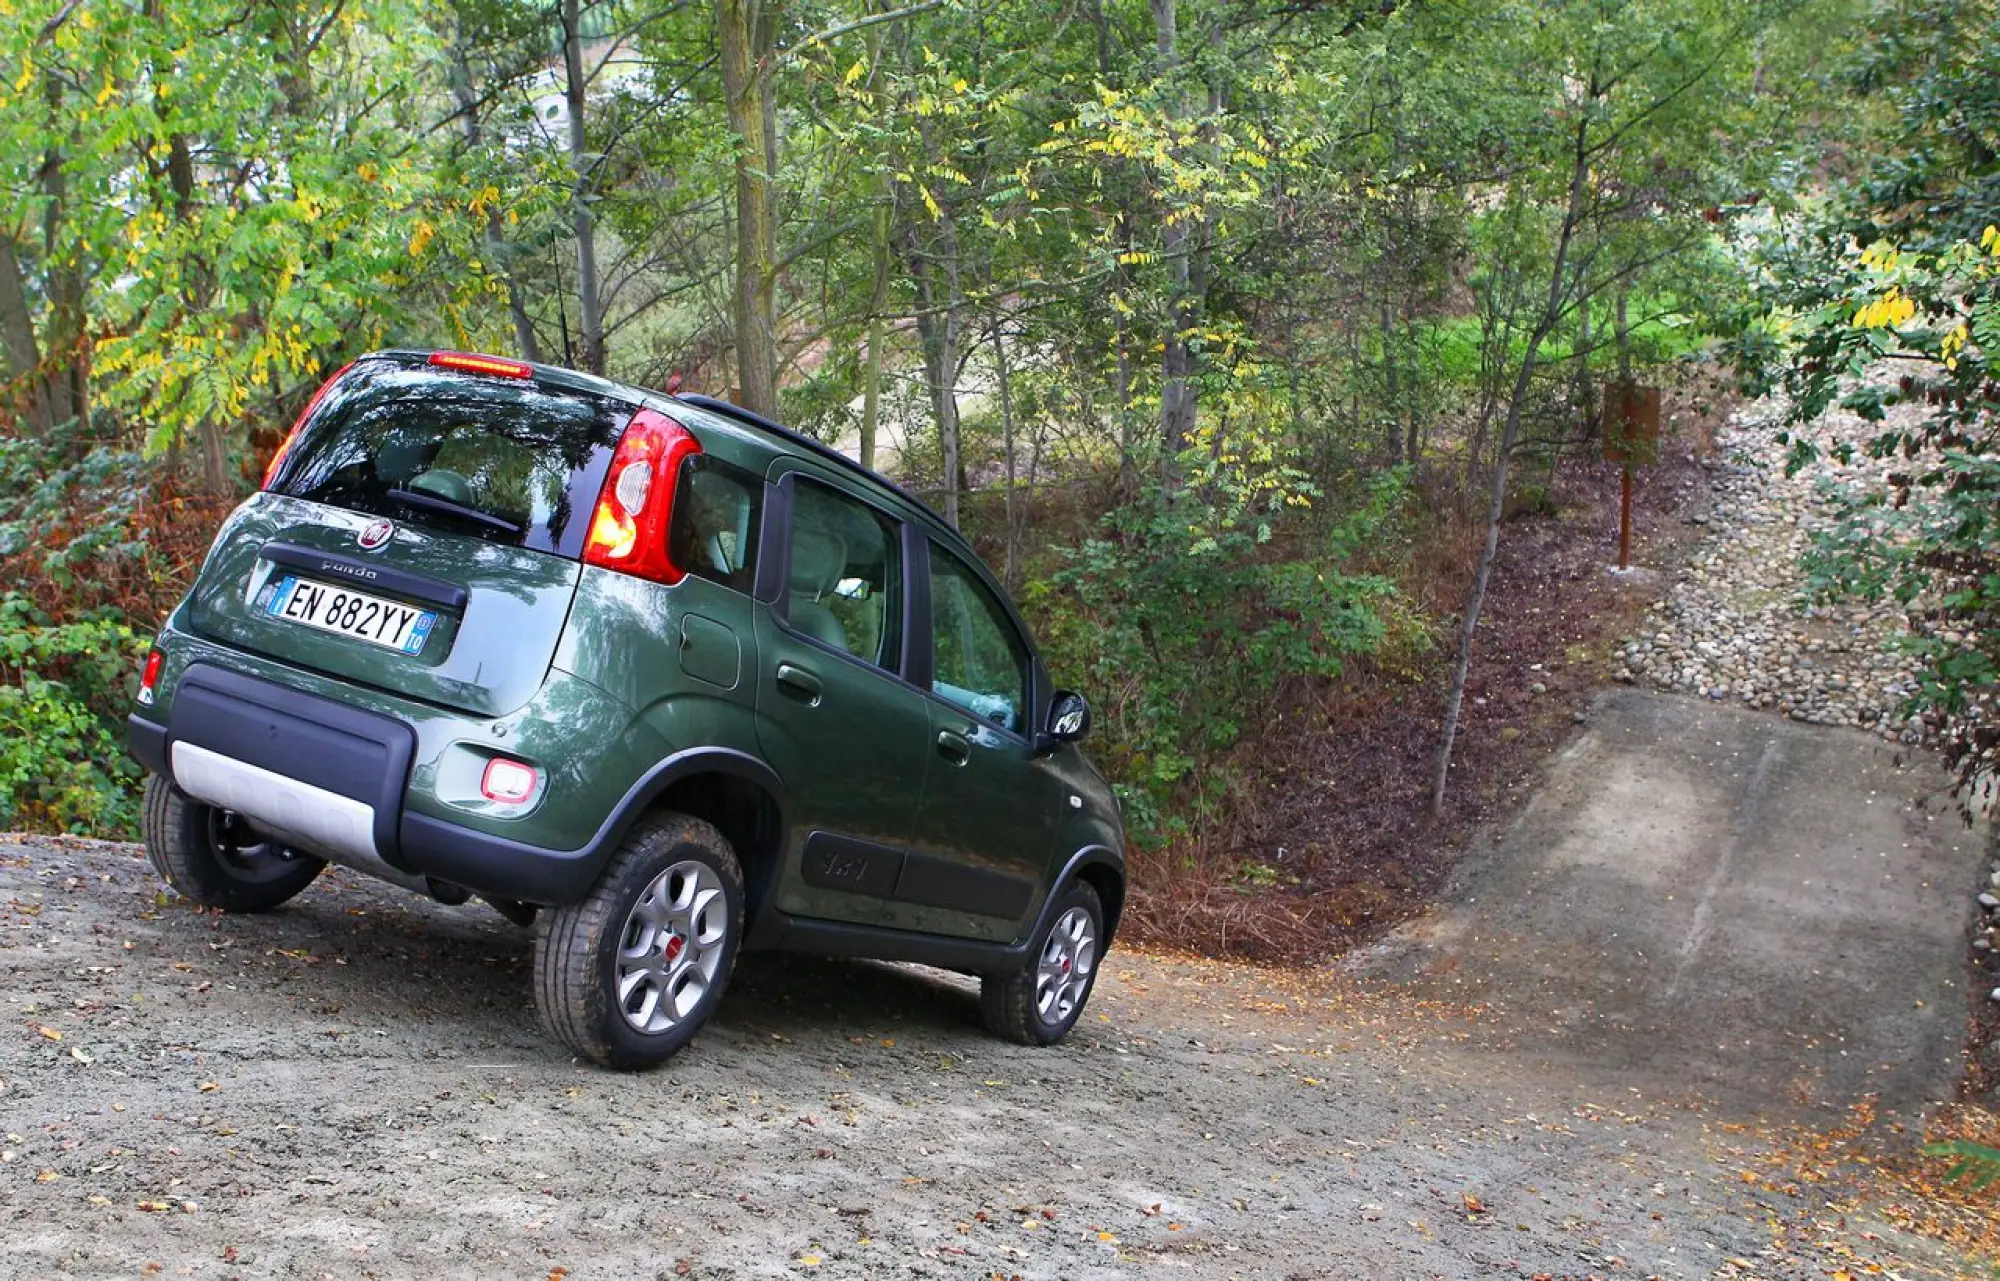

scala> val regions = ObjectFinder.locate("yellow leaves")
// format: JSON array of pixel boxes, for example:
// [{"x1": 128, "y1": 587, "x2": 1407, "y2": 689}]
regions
[
  {"x1": 36, "y1": 1026, "x2": 61, "y2": 1042},
  {"x1": 408, "y1": 220, "x2": 435, "y2": 258},
  {"x1": 1942, "y1": 321, "x2": 1968, "y2": 371},
  {"x1": 1851, "y1": 286, "x2": 1915, "y2": 330},
  {"x1": 356, "y1": 162, "x2": 380, "y2": 183},
  {"x1": 14, "y1": 57, "x2": 34, "y2": 94},
  {"x1": 95, "y1": 79, "x2": 116, "y2": 108},
  {"x1": 1983, "y1": 224, "x2": 2000, "y2": 254},
  {"x1": 919, "y1": 184, "x2": 942, "y2": 221},
  {"x1": 1858, "y1": 240, "x2": 1901, "y2": 270},
  {"x1": 843, "y1": 58, "x2": 867, "y2": 86}
]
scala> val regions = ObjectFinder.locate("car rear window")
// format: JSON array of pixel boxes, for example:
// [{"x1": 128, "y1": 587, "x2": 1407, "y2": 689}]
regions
[{"x1": 267, "y1": 361, "x2": 629, "y2": 559}]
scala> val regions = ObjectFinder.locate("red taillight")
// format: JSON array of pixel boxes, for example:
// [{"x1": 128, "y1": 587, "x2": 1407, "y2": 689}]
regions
[
  {"x1": 262, "y1": 360, "x2": 355, "y2": 491},
  {"x1": 583, "y1": 408, "x2": 701, "y2": 584},
  {"x1": 137, "y1": 649, "x2": 163, "y2": 706},
  {"x1": 429, "y1": 351, "x2": 532, "y2": 379},
  {"x1": 480, "y1": 757, "x2": 539, "y2": 805}
]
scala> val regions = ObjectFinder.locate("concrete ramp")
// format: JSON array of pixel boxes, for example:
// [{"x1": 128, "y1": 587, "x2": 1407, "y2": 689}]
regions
[{"x1": 1355, "y1": 688, "x2": 1984, "y2": 1119}]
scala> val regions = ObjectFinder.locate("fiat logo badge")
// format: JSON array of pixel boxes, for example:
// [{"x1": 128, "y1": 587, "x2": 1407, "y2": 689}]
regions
[{"x1": 357, "y1": 518, "x2": 394, "y2": 551}]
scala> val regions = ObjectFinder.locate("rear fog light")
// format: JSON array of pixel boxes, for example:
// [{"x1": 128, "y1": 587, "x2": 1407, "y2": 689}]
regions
[{"x1": 480, "y1": 757, "x2": 539, "y2": 805}]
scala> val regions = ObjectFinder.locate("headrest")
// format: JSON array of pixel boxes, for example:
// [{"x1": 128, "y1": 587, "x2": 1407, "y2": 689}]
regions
[{"x1": 790, "y1": 527, "x2": 846, "y2": 596}]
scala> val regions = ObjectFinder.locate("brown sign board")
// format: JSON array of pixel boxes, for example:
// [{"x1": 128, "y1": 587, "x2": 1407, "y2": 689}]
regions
[{"x1": 1603, "y1": 382, "x2": 1660, "y2": 465}]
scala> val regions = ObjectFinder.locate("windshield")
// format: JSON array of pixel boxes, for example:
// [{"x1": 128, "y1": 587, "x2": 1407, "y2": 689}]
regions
[{"x1": 267, "y1": 360, "x2": 629, "y2": 558}]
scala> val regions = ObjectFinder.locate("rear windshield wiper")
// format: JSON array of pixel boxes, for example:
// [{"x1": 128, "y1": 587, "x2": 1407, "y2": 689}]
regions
[{"x1": 386, "y1": 487, "x2": 524, "y2": 535}]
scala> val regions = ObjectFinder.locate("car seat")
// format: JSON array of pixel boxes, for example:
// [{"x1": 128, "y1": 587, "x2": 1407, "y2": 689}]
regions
[{"x1": 787, "y1": 527, "x2": 850, "y2": 653}]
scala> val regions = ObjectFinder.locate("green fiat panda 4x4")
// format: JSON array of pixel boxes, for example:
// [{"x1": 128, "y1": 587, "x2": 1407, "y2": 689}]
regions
[{"x1": 126, "y1": 350, "x2": 1123, "y2": 1068}]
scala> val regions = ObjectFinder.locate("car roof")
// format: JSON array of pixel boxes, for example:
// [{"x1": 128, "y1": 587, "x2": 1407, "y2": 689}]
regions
[{"x1": 372, "y1": 349, "x2": 976, "y2": 559}]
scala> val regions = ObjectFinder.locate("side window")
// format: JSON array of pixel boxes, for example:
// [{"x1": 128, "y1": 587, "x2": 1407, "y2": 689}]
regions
[
  {"x1": 929, "y1": 546, "x2": 1029, "y2": 733},
  {"x1": 670, "y1": 459, "x2": 762, "y2": 593},
  {"x1": 785, "y1": 479, "x2": 902, "y2": 671}
]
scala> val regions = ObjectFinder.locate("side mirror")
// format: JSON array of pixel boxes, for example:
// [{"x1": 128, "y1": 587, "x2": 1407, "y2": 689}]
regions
[{"x1": 1032, "y1": 696, "x2": 1096, "y2": 756}]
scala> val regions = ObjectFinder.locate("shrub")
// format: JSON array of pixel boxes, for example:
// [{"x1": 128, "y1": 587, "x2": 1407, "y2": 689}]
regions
[{"x1": 0, "y1": 594, "x2": 148, "y2": 838}]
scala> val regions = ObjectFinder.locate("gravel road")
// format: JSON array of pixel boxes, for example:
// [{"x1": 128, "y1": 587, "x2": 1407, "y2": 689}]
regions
[{"x1": 0, "y1": 821, "x2": 1982, "y2": 1281}]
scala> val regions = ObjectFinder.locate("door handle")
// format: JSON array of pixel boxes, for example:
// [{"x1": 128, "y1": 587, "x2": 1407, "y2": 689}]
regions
[
  {"x1": 776, "y1": 662, "x2": 822, "y2": 703},
  {"x1": 936, "y1": 728, "x2": 970, "y2": 765}
]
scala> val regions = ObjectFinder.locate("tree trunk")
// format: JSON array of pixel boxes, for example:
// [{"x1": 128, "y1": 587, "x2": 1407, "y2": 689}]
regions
[
  {"x1": 1380, "y1": 289, "x2": 1401, "y2": 463},
  {"x1": 1430, "y1": 121, "x2": 1593, "y2": 817},
  {"x1": 993, "y1": 319, "x2": 1020, "y2": 591},
  {"x1": 718, "y1": 0, "x2": 779, "y2": 414},
  {"x1": 0, "y1": 232, "x2": 50, "y2": 436},
  {"x1": 1091, "y1": 0, "x2": 1138, "y2": 494},
  {"x1": 1152, "y1": 0, "x2": 1196, "y2": 474},
  {"x1": 39, "y1": 77, "x2": 81, "y2": 436},
  {"x1": 562, "y1": 0, "x2": 604, "y2": 375},
  {"x1": 451, "y1": 37, "x2": 541, "y2": 363},
  {"x1": 858, "y1": 15, "x2": 893, "y2": 472},
  {"x1": 906, "y1": 213, "x2": 964, "y2": 528},
  {"x1": 1615, "y1": 286, "x2": 1632, "y2": 384},
  {"x1": 1403, "y1": 280, "x2": 1422, "y2": 464}
]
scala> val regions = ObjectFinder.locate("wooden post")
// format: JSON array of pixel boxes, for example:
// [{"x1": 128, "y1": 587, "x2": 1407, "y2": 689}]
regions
[
  {"x1": 1619, "y1": 462, "x2": 1633, "y2": 570},
  {"x1": 1604, "y1": 382, "x2": 1658, "y2": 571}
]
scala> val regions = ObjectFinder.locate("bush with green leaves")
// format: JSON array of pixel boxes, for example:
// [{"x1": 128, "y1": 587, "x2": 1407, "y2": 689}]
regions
[
  {"x1": 1739, "y1": 0, "x2": 2000, "y2": 811},
  {"x1": 1030, "y1": 423, "x2": 1421, "y2": 842},
  {"x1": 0, "y1": 594, "x2": 148, "y2": 838}
]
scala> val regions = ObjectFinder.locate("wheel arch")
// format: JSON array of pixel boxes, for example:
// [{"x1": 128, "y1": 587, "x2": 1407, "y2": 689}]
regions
[
  {"x1": 1044, "y1": 844, "x2": 1125, "y2": 946},
  {"x1": 624, "y1": 750, "x2": 788, "y2": 925}
]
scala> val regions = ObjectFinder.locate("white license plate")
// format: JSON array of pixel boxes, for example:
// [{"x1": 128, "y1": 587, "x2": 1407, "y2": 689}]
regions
[{"x1": 263, "y1": 576, "x2": 438, "y2": 655}]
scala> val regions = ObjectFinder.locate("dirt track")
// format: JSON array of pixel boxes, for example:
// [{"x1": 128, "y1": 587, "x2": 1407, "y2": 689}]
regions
[{"x1": 2, "y1": 688, "x2": 1990, "y2": 1281}]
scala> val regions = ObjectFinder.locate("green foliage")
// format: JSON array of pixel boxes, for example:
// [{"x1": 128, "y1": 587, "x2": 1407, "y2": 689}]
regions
[
  {"x1": 1924, "y1": 1139, "x2": 2000, "y2": 1193},
  {"x1": 0, "y1": 595, "x2": 146, "y2": 838},
  {"x1": 1034, "y1": 441, "x2": 1418, "y2": 842},
  {"x1": 1749, "y1": 0, "x2": 2000, "y2": 803}
]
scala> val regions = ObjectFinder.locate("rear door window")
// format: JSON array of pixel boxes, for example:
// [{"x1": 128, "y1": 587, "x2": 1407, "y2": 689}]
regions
[
  {"x1": 268, "y1": 361, "x2": 628, "y2": 559},
  {"x1": 783, "y1": 479, "x2": 902, "y2": 671}
]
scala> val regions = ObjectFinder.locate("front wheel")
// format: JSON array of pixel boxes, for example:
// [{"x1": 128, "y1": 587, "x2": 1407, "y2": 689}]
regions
[
  {"x1": 142, "y1": 775, "x2": 325, "y2": 912},
  {"x1": 981, "y1": 882, "x2": 1104, "y2": 1046},
  {"x1": 533, "y1": 814, "x2": 744, "y2": 1070}
]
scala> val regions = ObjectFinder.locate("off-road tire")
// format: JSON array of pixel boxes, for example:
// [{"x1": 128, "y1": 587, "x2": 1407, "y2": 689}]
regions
[
  {"x1": 981, "y1": 881, "x2": 1104, "y2": 1046},
  {"x1": 534, "y1": 813, "x2": 745, "y2": 1070},
  {"x1": 141, "y1": 774, "x2": 326, "y2": 912}
]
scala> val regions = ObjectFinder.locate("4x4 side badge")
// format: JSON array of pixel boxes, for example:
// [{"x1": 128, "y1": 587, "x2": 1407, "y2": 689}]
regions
[{"x1": 357, "y1": 518, "x2": 394, "y2": 551}]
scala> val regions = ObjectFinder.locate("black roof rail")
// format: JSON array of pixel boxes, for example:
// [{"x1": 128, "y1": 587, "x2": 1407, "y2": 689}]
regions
[{"x1": 673, "y1": 393, "x2": 958, "y2": 534}]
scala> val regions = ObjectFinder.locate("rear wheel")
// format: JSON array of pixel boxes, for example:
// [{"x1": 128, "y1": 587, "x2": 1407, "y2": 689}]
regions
[
  {"x1": 981, "y1": 882, "x2": 1103, "y2": 1046},
  {"x1": 533, "y1": 813, "x2": 744, "y2": 1070},
  {"x1": 142, "y1": 774, "x2": 325, "y2": 912}
]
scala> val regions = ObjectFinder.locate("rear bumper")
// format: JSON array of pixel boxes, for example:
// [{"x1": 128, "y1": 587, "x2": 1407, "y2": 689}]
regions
[
  {"x1": 128, "y1": 662, "x2": 610, "y2": 905},
  {"x1": 159, "y1": 665, "x2": 416, "y2": 863}
]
